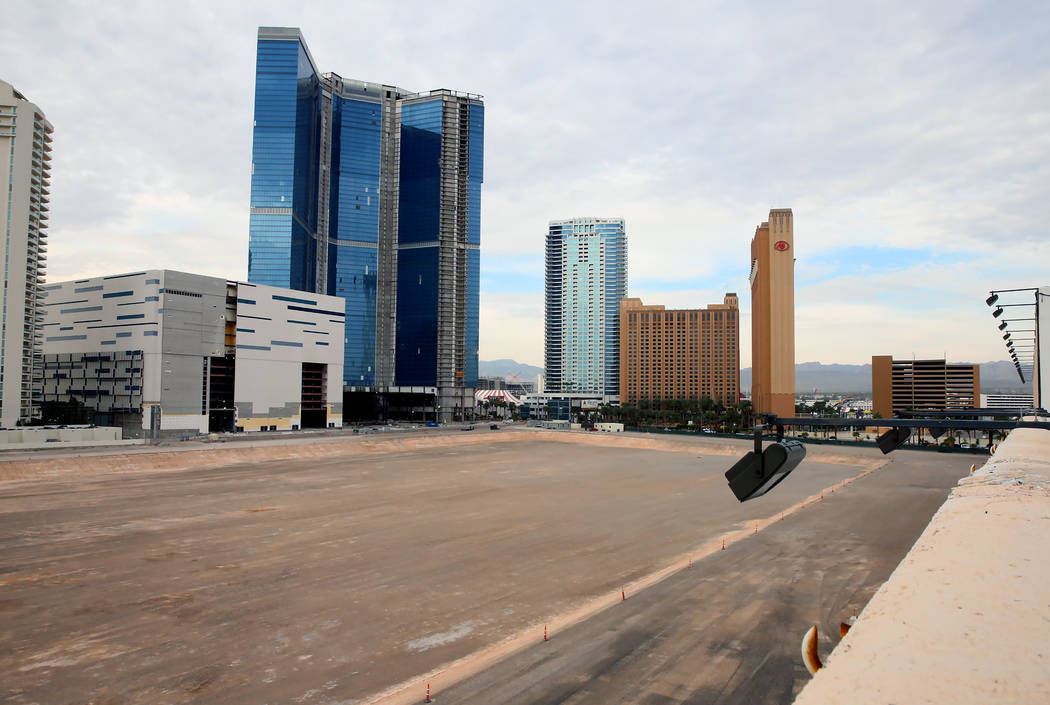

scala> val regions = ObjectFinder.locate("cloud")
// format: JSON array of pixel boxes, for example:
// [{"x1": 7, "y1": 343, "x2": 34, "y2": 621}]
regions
[
  {"x1": 480, "y1": 292, "x2": 544, "y2": 366},
  {"x1": 2, "y1": 0, "x2": 1047, "y2": 371}
]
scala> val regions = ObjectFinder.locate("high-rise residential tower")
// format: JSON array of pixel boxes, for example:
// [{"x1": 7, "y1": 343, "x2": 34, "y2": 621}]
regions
[
  {"x1": 620, "y1": 294, "x2": 740, "y2": 407},
  {"x1": 749, "y1": 208, "x2": 795, "y2": 417},
  {"x1": 248, "y1": 28, "x2": 482, "y2": 419},
  {"x1": 0, "y1": 80, "x2": 52, "y2": 426},
  {"x1": 544, "y1": 217, "x2": 627, "y2": 397}
]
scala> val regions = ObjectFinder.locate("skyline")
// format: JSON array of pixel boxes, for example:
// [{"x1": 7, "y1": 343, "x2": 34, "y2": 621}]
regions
[{"x1": 2, "y1": 1, "x2": 1048, "y2": 368}]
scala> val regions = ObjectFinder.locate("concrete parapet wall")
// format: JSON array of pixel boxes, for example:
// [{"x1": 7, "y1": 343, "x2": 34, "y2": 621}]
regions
[
  {"x1": 0, "y1": 427, "x2": 122, "y2": 444},
  {"x1": 794, "y1": 427, "x2": 1050, "y2": 705}
]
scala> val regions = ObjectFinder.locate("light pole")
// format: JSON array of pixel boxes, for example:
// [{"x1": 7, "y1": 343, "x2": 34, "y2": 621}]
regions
[{"x1": 986, "y1": 287, "x2": 1048, "y2": 409}]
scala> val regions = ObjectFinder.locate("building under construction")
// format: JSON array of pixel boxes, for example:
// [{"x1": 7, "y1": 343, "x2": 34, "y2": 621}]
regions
[{"x1": 248, "y1": 27, "x2": 482, "y2": 422}]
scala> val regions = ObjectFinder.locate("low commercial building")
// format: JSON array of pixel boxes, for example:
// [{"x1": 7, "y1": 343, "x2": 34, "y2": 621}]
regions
[
  {"x1": 522, "y1": 392, "x2": 614, "y2": 422},
  {"x1": 980, "y1": 393, "x2": 1034, "y2": 410},
  {"x1": 507, "y1": 380, "x2": 535, "y2": 397},
  {"x1": 619, "y1": 294, "x2": 740, "y2": 406},
  {"x1": 872, "y1": 356, "x2": 979, "y2": 418},
  {"x1": 41, "y1": 270, "x2": 343, "y2": 436},
  {"x1": 477, "y1": 376, "x2": 508, "y2": 390}
]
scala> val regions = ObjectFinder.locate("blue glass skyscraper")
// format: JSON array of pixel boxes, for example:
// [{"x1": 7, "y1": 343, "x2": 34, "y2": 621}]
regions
[
  {"x1": 544, "y1": 218, "x2": 627, "y2": 397},
  {"x1": 248, "y1": 28, "x2": 483, "y2": 418}
]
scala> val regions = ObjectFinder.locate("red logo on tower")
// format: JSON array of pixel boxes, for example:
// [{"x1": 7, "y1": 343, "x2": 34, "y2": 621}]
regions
[{"x1": 774, "y1": 240, "x2": 790, "y2": 251}]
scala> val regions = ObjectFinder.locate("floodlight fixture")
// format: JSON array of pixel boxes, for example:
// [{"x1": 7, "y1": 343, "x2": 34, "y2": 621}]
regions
[
  {"x1": 999, "y1": 321, "x2": 1008, "y2": 330},
  {"x1": 993, "y1": 307, "x2": 1004, "y2": 318},
  {"x1": 725, "y1": 426, "x2": 807, "y2": 502},
  {"x1": 723, "y1": 414, "x2": 1050, "y2": 503},
  {"x1": 877, "y1": 427, "x2": 911, "y2": 454},
  {"x1": 1004, "y1": 333, "x2": 1011, "y2": 340},
  {"x1": 986, "y1": 293, "x2": 999, "y2": 306}
]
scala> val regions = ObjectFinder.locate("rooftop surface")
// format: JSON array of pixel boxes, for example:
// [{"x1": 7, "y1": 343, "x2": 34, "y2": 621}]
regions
[{"x1": 0, "y1": 430, "x2": 974, "y2": 703}]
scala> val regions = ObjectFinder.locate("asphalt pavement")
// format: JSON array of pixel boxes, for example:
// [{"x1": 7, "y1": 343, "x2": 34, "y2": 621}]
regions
[{"x1": 435, "y1": 451, "x2": 968, "y2": 705}]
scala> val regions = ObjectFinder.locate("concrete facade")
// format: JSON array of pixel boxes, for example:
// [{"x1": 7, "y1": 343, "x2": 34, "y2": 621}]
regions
[
  {"x1": 750, "y1": 208, "x2": 795, "y2": 418},
  {"x1": 0, "y1": 80, "x2": 52, "y2": 426},
  {"x1": 41, "y1": 270, "x2": 343, "y2": 436},
  {"x1": 619, "y1": 294, "x2": 740, "y2": 406},
  {"x1": 872, "y1": 355, "x2": 980, "y2": 417}
]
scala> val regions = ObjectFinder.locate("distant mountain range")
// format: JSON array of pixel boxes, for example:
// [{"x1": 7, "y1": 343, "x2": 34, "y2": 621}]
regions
[
  {"x1": 481, "y1": 359, "x2": 1031, "y2": 394},
  {"x1": 479, "y1": 359, "x2": 544, "y2": 382}
]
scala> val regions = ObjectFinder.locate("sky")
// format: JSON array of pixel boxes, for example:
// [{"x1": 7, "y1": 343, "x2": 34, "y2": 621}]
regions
[{"x1": 3, "y1": 0, "x2": 1048, "y2": 369}]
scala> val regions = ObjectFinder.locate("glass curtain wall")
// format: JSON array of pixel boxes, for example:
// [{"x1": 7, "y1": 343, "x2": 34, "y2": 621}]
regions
[
  {"x1": 248, "y1": 30, "x2": 483, "y2": 396},
  {"x1": 463, "y1": 103, "x2": 484, "y2": 388},
  {"x1": 394, "y1": 98, "x2": 442, "y2": 386},
  {"x1": 248, "y1": 34, "x2": 320, "y2": 291},
  {"x1": 329, "y1": 94, "x2": 381, "y2": 386},
  {"x1": 598, "y1": 220, "x2": 626, "y2": 395}
]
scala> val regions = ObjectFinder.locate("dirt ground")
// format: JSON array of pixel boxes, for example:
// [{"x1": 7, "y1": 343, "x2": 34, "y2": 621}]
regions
[{"x1": 0, "y1": 431, "x2": 954, "y2": 704}]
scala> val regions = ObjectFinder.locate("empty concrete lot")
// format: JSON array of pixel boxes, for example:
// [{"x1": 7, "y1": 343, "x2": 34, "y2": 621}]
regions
[{"x1": 0, "y1": 431, "x2": 968, "y2": 704}]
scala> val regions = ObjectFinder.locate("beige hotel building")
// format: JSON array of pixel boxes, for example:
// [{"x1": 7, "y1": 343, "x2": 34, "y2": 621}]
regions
[{"x1": 619, "y1": 294, "x2": 740, "y2": 406}]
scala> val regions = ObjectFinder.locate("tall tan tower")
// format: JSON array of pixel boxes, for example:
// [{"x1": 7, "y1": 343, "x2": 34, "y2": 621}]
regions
[{"x1": 750, "y1": 208, "x2": 795, "y2": 418}]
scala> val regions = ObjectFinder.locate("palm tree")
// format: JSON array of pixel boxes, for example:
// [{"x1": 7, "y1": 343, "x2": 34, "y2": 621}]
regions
[
  {"x1": 739, "y1": 400, "x2": 753, "y2": 429},
  {"x1": 723, "y1": 407, "x2": 742, "y2": 433}
]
